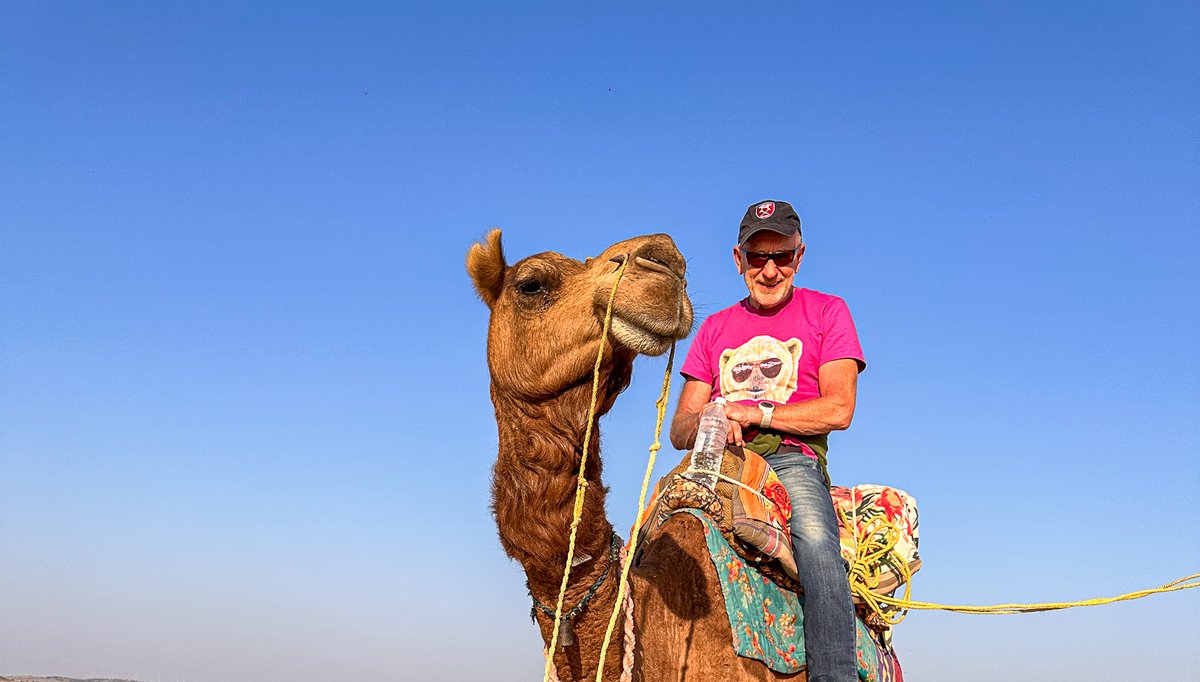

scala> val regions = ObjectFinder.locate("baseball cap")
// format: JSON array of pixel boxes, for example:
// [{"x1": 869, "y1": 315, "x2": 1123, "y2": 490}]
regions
[{"x1": 738, "y1": 200, "x2": 802, "y2": 245}]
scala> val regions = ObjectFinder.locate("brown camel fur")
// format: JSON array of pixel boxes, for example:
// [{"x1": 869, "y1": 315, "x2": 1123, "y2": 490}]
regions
[{"x1": 468, "y1": 230, "x2": 807, "y2": 681}]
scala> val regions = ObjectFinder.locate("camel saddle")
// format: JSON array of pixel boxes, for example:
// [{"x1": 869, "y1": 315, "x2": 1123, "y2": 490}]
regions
[
  {"x1": 637, "y1": 448, "x2": 922, "y2": 606},
  {"x1": 633, "y1": 444, "x2": 908, "y2": 677},
  {"x1": 636, "y1": 445, "x2": 802, "y2": 590}
]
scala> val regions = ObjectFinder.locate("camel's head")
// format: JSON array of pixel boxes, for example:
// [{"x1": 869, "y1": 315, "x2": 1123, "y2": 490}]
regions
[{"x1": 467, "y1": 229, "x2": 694, "y2": 400}]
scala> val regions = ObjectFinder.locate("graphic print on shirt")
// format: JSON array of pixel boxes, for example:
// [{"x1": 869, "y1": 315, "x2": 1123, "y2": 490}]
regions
[{"x1": 718, "y1": 335, "x2": 803, "y2": 402}]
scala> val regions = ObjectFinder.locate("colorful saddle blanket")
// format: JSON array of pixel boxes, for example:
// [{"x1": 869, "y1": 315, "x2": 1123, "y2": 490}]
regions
[{"x1": 676, "y1": 508, "x2": 903, "y2": 681}]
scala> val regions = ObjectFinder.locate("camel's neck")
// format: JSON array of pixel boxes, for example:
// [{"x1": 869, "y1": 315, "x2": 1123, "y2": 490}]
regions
[{"x1": 490, "y1": 371, "x2": 627, "y2": 593}]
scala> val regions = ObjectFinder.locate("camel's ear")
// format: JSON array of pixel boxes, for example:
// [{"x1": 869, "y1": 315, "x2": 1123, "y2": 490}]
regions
[{"x1": 466, "y1": 229, "x2": 507, "y2": 308}]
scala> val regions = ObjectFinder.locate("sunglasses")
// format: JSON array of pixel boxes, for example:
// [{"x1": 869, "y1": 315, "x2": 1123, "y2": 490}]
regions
[
  {"x1": 742, "y1": 249, "x2": 798, "y2": 269},
  {"x1": 731, "y1": 358, "x2": 784, "y2": 383}
]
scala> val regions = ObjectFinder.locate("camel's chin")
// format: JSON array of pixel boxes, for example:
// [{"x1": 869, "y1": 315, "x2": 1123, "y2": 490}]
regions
[{"x1": 611, "y1": 317, "x2": 673, "y2": 356}]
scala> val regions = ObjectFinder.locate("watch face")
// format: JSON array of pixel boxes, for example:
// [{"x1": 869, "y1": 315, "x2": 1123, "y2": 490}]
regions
[{"x1": 759, "y1": 402, "x2": 773, "y2": 410}]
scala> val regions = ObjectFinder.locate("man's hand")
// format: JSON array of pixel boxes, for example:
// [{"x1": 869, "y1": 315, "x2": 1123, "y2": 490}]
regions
[
  {"x1": 722, "y1": 401, "x2": 761, "y2": 447},
  {"x1": 670, "y1": 379, "x2": 762, "y2": 449}
]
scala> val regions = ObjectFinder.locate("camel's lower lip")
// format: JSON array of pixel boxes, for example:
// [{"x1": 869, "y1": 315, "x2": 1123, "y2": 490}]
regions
[
  {"x1": 611, "y1": 316, "x2": 673, "y2": 355},
  {"x1": 614, "y1": 314, "x2": 673, "y2": 340}
]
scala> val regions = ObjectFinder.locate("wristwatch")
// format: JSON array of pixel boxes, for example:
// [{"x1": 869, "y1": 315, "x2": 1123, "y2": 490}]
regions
[{"x1": 758, "y1": 402, "x2": 775, "y2": 429}]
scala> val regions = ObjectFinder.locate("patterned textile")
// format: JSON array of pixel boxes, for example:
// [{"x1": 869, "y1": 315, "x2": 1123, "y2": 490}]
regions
[
  {"x1": 636, "y1": 448, "x2": 798, "y2": 583},
  {"x1": 677, "y1": 508, "x2": 901, "y2": 681},
  {"x1": 830, "y1": 485, "x2": 921, "y2": 600},
  {"x1": 730, "y1": 449, "x2": 795, "y2": 576}
]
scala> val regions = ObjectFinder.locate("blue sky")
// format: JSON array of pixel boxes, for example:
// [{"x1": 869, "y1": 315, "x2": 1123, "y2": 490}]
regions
[{"x1": 1, "y1": 2, "x2": 1197, "y2": 680}]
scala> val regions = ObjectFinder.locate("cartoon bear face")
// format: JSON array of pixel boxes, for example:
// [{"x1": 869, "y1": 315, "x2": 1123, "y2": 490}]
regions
[{"x1": 718, "y1": 335, "x2": 803, "y2": 402}]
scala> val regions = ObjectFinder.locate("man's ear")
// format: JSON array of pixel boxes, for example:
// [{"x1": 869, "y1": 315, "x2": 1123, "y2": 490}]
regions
[
  {"x1": 732, "y1": 245, "x2": 745, "y2": 275},
  {"x1": 466, "y1": 228, "x2": 507, "y2": 308}
]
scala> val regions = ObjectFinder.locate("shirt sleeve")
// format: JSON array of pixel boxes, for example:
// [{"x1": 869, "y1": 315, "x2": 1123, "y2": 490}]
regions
[
  {"x1": 679, "y1": 317, "x2": 715, "y2": 384},
  {"x1": 820, "y1": 296, "x2": 866, "y2": 373}
]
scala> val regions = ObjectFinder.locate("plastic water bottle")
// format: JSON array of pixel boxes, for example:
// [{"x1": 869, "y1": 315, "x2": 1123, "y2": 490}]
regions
[{"x1": 686, "y1": 397, "x2": 728, "y2": 490}]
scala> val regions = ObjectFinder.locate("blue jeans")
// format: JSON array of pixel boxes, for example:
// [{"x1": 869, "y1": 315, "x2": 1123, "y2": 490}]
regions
[{"x1": 765, "y1": 450, "x2": 856, "y2": 682}]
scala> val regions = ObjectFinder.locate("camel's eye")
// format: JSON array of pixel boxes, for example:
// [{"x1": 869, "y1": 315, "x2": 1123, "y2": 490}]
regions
[
  {"x1": 511, "y1": 262, "x2": 560, "y2": 312},
  {"x1": 517, "y1": 279, "x2": 545, "y2": 296}
]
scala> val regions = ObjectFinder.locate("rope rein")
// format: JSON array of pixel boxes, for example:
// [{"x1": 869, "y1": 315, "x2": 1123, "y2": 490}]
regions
[
  {"x1": 594, "y1": 342, "x2": 675, "y2": 681},
  {"x1": 541, "y1": 258, "x2": 627, "y2": 682},
  {"x1": 876, "y1": 571, "x2": 1200, "y2": 616}
]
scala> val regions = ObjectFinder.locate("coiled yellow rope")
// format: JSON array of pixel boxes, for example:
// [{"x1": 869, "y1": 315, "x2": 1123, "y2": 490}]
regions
[
  {"x1": 543, "y1": 258, "x2": 627, "y2": 682},
  {"x1": 841, "y1": 507, "x2": 914, "y2": 626}
]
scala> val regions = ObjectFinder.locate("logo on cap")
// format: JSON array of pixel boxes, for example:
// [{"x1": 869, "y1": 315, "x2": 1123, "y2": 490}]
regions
[{"x1": 755, "y1": 202, "x2": 775, "y2": 220}]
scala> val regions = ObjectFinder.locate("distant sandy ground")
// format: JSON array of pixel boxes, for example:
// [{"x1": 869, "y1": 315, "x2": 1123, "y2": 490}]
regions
[{"x1": 1, "y1": 677, "x2": 145, "y2": 682}]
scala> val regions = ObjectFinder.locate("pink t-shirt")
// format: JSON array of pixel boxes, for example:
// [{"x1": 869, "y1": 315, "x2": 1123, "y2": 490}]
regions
[{"x1": 680, "y1": 287, "x2": 866, "y2": 452}]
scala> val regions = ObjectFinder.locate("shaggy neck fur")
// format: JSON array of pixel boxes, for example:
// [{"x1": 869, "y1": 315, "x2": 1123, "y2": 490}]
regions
[{"x1": 490, "y1": 353, "x2": 632, "y2": 600}]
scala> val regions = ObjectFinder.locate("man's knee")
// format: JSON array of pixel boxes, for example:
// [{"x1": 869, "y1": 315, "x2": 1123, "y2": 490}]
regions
[{"x1": 790, "y1": 520, "x2": 841, "y2": 557}]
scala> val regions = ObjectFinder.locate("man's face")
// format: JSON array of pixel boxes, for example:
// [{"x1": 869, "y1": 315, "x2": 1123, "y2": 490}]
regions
[{"x1": 733, "y1": 231, "x2": 804, "y2": 310}]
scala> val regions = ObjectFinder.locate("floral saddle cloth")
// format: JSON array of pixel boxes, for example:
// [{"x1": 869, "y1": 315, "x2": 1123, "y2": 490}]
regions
[{"x1": 674, "y1": 508, "x2": 904, "y2": 680}]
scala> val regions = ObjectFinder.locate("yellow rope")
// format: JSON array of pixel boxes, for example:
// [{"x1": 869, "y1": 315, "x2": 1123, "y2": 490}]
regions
[
  {"x1": 542, "y1": 258, "x2": 627, "y2": 682},
  {"x1": 595, "y1": 342, "x2": 675, "y2": 682},
  {"x1": 841, "y1": 504, "x2": 915, "y2": 626},
  {"x1": 842, "y1": 503, "x2": 1200, "y2": 620},
  {"x1": 875, "y1": 572, "x2": 1200, "y2": 615}
]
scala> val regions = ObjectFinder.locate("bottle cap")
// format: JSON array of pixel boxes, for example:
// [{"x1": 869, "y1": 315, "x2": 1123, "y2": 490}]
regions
[{"x1": 714, "y1": 397, "x2": 726, "y2": 405}]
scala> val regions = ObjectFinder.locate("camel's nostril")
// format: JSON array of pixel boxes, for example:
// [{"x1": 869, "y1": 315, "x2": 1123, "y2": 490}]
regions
[{"x1": 634, "y1": 255, "x2": 682, "y2": 281}]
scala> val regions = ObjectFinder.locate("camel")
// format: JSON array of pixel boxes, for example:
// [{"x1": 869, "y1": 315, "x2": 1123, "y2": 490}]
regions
[{"x1": 468, "y1": 229, "x2": 811, "y2": 681}]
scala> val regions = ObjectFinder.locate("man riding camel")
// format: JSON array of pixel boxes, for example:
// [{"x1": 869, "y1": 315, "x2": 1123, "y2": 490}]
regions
[{"x1": 670, "y1": 199, "x2": 866, "y2": 682}]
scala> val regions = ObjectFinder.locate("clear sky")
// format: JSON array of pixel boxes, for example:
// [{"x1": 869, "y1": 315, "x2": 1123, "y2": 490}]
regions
[{"x1": 2, "y1": 2, "x2": 1197, "y2": 681}]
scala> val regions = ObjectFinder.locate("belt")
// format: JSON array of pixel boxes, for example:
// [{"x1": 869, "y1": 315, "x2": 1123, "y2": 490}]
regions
[{"x1": 773, "y1": 444, "x2": 808, "y2": 455}]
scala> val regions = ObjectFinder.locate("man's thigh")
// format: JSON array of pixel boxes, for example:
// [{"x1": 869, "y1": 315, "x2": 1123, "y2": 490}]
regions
[{"x1": 764, "y1": 451, "x2": 839, "y2": 547}]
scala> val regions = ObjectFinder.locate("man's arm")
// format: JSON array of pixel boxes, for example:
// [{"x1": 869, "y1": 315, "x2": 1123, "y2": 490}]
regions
[
  {"x1": 669, "y1": 379, "x2": 715, "y2": 451},
  {"x1": 724, "y1": 358, "x2": 860, "y2": 437}
]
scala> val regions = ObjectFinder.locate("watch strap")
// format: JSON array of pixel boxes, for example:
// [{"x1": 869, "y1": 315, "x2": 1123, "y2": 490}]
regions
[{"x1": 758, "y1": 402, "x2": 774, "y2": 429}]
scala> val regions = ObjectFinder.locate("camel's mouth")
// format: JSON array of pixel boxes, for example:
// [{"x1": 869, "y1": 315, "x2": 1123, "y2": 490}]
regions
[
  {"x1": 589, "y1": 236, "x2": 693, "y2": 357},
  {"x1": 610, "y1": 314, "x2": 677, "y2": 356}
]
